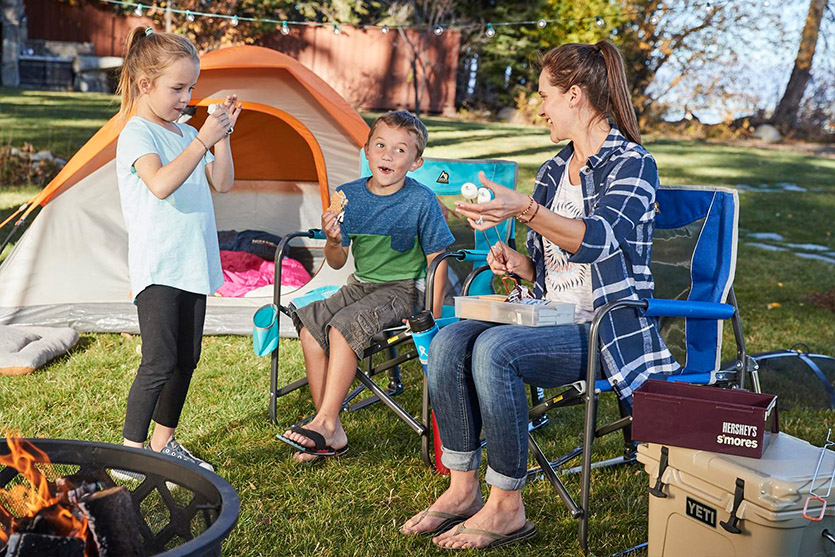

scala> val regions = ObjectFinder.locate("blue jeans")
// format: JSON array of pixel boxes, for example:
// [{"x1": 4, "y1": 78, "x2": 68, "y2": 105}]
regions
[{"x1": 427, "y1": 319, "x2": 589, "y2": 491}]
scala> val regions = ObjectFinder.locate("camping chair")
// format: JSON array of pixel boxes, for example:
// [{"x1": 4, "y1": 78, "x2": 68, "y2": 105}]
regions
[
  {"x1": 267, "y1": 157, "x2": 520, "y2": 446},
  {"x1": 455, "y1": 185, "x2": 760, "y2": 553}
]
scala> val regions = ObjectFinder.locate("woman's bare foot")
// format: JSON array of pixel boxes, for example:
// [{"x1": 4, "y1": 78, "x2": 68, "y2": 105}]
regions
[
  {"x1": 401, "y1": 472, "x2": 482, "y2": 536},
  {"x1": 283, "y1": 418, "x2": 347, "y2": 463},
  {"x1": 432, "y1": 488, "x2": 526, "y2": 549}
]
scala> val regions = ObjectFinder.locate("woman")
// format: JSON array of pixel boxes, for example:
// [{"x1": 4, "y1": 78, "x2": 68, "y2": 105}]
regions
[{"x1": 400, "y1": 41, "x2": 680, "y2": 550}]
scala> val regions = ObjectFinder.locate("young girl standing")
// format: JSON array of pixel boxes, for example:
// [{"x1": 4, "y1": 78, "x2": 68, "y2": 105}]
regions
[{"x1": 115, "y1": 27, "x2": 241, "y2": 470}]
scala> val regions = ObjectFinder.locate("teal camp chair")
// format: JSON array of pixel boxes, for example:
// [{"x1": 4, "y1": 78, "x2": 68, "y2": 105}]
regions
[{"x1": 268, "y1": 156, "x2": 520, "y2": 460}]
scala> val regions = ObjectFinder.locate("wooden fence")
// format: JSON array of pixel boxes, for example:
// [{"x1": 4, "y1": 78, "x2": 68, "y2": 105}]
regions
[{"x1": 24, "y1": 0, "x2": 459, "y2": 113}]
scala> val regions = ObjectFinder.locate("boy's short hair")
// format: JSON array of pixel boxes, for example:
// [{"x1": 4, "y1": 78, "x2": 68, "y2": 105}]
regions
[{"x1": 367, "y1": 110, "x2": 429, "y2": 158}]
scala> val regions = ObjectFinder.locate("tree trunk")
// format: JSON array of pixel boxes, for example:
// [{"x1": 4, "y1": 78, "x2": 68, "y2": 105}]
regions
[{"x1": 771, "y1": 0, "x2": 827, "y2": 131}]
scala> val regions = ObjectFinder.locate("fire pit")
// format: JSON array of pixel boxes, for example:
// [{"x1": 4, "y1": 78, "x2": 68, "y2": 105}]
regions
[{"x1": 0, "y1": 438, "x2": 239, "y2": 556}]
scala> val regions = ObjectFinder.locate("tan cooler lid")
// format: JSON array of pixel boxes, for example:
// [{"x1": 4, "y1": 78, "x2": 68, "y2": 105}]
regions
[{"x1": 638, "y1": 433, "x2": 835, "y2": 515}]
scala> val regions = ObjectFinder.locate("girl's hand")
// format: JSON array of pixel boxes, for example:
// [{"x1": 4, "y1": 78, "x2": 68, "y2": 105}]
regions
[
  {"x1": 455, "y1": 171, "x2": 530, "y2": 230},
  {"x1": 486, "y1": 241, "x2": 528, "y2": 276},
  {"x1": 322, "y1": 210, "x2": 343, "y2": 245},
  {"x1": 223, "y1": 94, "x2": 243, "y2": 130},
  {"x1": 197, "y1": 104, "x2": 232, "y2": 146}
]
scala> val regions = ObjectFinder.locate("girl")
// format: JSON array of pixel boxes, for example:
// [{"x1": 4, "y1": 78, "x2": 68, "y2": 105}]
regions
[{"x1": 115, "y1": 26, "x2": 242, "y2": 470}]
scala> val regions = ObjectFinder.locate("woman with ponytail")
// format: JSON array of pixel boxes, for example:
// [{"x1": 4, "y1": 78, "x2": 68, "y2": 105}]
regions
[
  {"x1": 401, "y1": 41, "x2": 679, "y2": 549},
  {"x1": 113, "y1": 27, "x2": 242, "y2": 473}
]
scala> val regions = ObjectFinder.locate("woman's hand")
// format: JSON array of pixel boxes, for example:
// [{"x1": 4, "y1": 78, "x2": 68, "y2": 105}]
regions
[
  {"x1": 486, "y1": 241, "x2": 534, "y2": 281},
  {"x1": 455, "y1": 171, "x2": 530, "y2": 230},
  {"x1": 322, "y1": 210, "x2": 343, "y2": 245}
]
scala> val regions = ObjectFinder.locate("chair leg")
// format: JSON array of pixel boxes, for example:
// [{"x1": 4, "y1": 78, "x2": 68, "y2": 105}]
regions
[
  {"x1": 578, "y1": 390, "x2": 599, "y2": 554},
  {"x1": 529, "y1": 386, "x2": 550, "y2": 431}
]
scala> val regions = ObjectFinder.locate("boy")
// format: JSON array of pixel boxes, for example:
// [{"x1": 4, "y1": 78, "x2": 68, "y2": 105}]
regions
[{"x1": 279, "y1": 111, "x2": 454, "y2": 462}]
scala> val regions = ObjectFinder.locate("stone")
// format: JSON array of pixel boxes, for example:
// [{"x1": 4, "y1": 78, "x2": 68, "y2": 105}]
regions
[
  {"x1": 30, "y1": 150, "x2": 53, "y2": 162},
  {"x1": 753, "y1": 124, "x2": 781, "y2": 143},
  {"x1": 496, "y1": 107, "x2": 518, "y2": 122}
]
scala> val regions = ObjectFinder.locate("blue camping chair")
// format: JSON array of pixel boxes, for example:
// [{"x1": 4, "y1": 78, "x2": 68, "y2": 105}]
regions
[
  {"x1": 460, "y1": 185, "x2": 760, "y2": 553},
  {"x1": 268, "y1": 157, "x2": 520, "y2": 452}
]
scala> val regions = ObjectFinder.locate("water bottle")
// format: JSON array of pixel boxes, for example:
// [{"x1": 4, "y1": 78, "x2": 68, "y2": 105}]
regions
[
  {"x1": 408, "y1": 311, "x2": 438, "y2": 367},
  {"x1": 407, "y1": 311, "x2": 449, "y2": 474}
]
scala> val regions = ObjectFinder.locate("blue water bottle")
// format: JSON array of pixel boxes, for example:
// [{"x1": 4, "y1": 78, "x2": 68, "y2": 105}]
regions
[
  {"x1": 408, "y1": 311, "x2": 449, "y2": 474},
  {"x1": 408, "y1": 311, "x2": 438, "y2": 368}
]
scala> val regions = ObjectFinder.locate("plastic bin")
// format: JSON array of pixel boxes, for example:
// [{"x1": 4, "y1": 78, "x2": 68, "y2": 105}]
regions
[{"x1": 454, "y1": 295, "x2": 574, "y2": 327}]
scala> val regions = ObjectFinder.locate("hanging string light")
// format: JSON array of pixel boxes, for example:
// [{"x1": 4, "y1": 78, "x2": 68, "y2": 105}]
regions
[{"x1": 99, "y1": 0, "x2": 750, "y2": 36}]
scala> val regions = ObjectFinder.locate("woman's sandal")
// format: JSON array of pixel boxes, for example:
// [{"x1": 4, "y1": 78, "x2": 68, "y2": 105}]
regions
[
  {"x1": 404, "y1": 509, "x2": 471, "y2": 537},
  {"x1": 438, "y1": 520, "x2": 537, "y2": 549},
  {"x1": 276, "y1": 425, "x2": 348, "y2": 457}
]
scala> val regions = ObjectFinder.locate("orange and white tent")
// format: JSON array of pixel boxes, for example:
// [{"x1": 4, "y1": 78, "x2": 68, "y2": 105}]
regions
[{"x1": 0, "y1": 45, "x2": 369, "y2": 334}]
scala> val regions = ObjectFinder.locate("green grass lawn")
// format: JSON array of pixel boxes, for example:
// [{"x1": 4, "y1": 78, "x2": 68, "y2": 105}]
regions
[{"x1": 1, "y1": 89, "x2": 835, "y2": 556}]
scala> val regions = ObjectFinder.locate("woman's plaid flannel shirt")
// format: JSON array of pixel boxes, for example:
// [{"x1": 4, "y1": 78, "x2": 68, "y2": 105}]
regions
[{"x1": 527, "y1": 127, "x2": 681, "y2": 409}]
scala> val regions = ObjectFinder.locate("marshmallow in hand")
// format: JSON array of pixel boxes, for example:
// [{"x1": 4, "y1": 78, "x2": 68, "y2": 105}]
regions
[
  {"x1": 207, "y1": 103, "x2": 219, "y2": 115},
  {"x1": 477, "y1": 187, "x2": 492, "y2": 204},
  {"x1": 461, "y1": 182, "x2": 478, "y2": 200}
]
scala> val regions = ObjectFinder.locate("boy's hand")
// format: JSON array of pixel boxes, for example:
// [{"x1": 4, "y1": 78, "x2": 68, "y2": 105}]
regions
[{"x1": 322, "y1": 210, "x2": 343, "y2": 245}]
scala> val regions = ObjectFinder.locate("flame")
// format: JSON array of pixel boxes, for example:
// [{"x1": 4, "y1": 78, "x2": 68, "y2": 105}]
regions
[{"x1": 0, "y1": 436, "x2": 88, "y2": 549}]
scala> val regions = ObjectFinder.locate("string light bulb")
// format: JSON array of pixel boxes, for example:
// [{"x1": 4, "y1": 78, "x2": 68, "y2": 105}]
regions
[
  {"x1": 434, "y1": 25, "x2": 444, "y2": 36},
  {"x1": 537, "y1": 18, "x2": 547, "y2": 28},
  {"x1": 185, "y1": 10, "x2": 195, "y2": 22},
  {"x1": 763, "y1": 0, "x2": 770, "y2": 5},
  {"x1": 133, "y1": 3, "x2": 143, "y2": 16},
  {"x1": 650, "y1": 14, "x2": 660, "y2": 24},
  {"x1": 280, "y1": 21, "x2": 290, "y2": 35},
  {"x1": 595, "y1": 16, "x2": 605, "y2": 27},
  {"x1": 230, "y1": 15, "x2": 239, "y2": 26},
  {"x1": 333, "y1": 23, "x2": 341, "y2": 35},
  {"x1": 705, "y1": 2, "x2": 713, "y2": 12},
  {"x1": 485, "y1": 23, "x2": 495, "y2": 37},
  {"x1": 380, "y1": 24, "x2": 389, "y2": 34}
]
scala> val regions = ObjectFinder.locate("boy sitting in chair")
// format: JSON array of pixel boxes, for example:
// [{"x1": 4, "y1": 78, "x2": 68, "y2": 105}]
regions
[{"x1": 279, "y1": 110, "x2": 454, "y2": 462}]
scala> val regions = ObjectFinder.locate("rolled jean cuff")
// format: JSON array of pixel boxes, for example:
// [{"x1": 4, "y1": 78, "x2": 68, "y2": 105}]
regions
[
  {"x1": 440, "y1": 446, "x2": 481, "y2": 472},
  {"x1": 485, "y1": 465, "x2": 526, "y2": 491}
]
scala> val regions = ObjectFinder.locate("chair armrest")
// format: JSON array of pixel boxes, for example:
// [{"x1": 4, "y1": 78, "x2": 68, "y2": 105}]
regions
[{"x1": 641, "y1": 298, "x2": 735, "y2": 320}]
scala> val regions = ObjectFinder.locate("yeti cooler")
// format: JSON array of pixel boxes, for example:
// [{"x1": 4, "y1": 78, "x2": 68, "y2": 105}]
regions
[{"x1": 638, "y1": 433, "x2": 835, "y2": 556}]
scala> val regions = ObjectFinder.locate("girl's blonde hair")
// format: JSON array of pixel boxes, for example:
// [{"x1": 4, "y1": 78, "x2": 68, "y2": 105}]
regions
[{"x1": 116, "y1": 27, "x2": 199, "y2": 120}]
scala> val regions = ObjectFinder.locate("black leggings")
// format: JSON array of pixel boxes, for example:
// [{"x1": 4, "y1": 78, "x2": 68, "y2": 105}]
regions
[{"x1": 122, "y1": 285, "x2": 206, "y2": 443}]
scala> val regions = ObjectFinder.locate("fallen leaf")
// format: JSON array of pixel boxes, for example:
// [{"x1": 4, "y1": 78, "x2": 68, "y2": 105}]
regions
[{"x1": 766, "y1": 302, "x2": 781, "y2": 310}]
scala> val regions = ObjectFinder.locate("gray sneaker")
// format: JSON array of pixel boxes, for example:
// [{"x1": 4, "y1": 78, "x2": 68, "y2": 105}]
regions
[{"x1": 159, "y1": 438, "x2": 215, "y2": 472}]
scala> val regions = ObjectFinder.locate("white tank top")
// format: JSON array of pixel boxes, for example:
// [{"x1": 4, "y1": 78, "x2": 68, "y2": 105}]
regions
[{"x1": 542, "y1": 155, "x2": 595, "y2": 323}]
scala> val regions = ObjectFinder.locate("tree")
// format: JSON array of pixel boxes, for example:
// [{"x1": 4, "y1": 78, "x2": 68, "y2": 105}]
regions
[{"x1": 771, "y1": 0, "x2": 829, "y2": 132}]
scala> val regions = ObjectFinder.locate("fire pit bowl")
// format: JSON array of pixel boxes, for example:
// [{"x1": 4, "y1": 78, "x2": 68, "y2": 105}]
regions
[{"x1": 0, "y1": 438, "x2": 240, "y2": 556}]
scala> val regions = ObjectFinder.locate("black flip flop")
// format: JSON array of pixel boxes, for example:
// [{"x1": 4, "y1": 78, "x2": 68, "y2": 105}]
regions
[{"x1": 276, "y1": 425, "x2": 348, "y2": 457}]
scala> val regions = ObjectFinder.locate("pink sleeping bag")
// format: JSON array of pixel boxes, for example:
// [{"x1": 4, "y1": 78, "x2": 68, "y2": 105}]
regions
[{"x1": 216, "y1": 250, "x2": 311, "y2": 298}]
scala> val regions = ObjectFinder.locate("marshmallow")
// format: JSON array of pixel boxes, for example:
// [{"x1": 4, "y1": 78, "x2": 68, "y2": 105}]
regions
[
  {"x1": 477, "y1": 187, "x2": 492, "y2": 204},
  {"x1": 207, "y1": 103, "x2": 219, "y2": 114},
  {"x1": 460, "y1": 182, "x2": 478, "y2": 200}
]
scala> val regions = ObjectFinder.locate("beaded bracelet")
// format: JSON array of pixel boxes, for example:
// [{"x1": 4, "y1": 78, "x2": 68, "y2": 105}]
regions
[
  {"x1": 519, "y1": 200, "x2": 540, "y2": 224},
  {"x1": 515, "y1": 196, "x2": 535, "y2": 221}
]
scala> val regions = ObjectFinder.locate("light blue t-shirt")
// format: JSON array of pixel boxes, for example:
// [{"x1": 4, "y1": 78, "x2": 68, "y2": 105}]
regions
[{"x1": 116, "y1": 117, "x2": 223, "y2": 301}]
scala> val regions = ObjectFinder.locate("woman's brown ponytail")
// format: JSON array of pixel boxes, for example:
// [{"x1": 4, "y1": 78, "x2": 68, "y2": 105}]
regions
[
  {"x1": 595, "y1": 40, "x2": 641, "y2": 145},
  {"x1": 539, "y1": 40, "x2": 641, "y2": 145}
]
